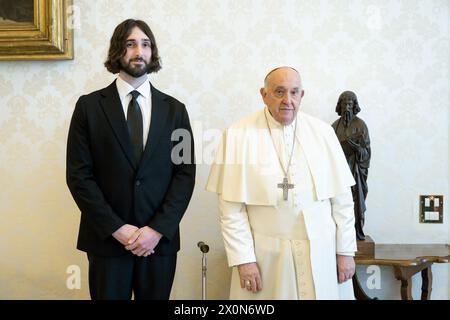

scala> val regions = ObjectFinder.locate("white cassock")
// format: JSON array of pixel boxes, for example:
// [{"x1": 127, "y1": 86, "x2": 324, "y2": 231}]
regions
[{"x1": 206, "y1": 108, "x2": 357, "y2": 300}]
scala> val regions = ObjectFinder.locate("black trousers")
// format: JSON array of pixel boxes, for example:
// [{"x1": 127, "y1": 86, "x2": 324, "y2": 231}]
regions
[{"x1": 87, "y1": 253, "x2": 177, "y2": 300}]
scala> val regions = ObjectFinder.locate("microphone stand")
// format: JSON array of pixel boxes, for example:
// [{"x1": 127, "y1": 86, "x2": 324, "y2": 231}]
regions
[{"x1": 197, "y1": 241, "x2": 209, "y2": 300}]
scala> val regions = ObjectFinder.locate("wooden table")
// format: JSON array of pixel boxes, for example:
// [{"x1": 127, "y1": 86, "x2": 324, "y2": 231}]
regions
[{"x1": 353, "y1": 244, "x2": 450, "y2": 300}]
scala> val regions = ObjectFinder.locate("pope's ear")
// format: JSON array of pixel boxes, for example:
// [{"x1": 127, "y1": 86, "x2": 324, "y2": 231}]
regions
[
  {"x1": 260, "y1": 87, "x2": 266, "y2": 98},
  {"x1": 300, "y1": 90, "x2": 305, "y2": 98}
]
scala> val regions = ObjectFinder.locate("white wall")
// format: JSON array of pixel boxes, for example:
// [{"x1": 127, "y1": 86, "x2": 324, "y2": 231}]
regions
[{"x1": 0, "y1": 0, "x2": 448, "y2": 299}]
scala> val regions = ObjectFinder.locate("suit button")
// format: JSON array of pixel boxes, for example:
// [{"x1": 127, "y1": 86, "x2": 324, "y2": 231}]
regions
[{"x1": 136, "y1": 180, "x2": 141, "y2": 186}]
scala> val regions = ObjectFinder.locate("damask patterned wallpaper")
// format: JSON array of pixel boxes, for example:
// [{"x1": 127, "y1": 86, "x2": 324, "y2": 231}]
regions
[{"x1": 0, "y1": 0, "x2": 448, "y2": 299}]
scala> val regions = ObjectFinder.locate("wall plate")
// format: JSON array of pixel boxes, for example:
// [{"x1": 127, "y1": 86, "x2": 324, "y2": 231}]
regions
[{"x1": 420, "y1": 195, "x2": 444, "y2": 223}]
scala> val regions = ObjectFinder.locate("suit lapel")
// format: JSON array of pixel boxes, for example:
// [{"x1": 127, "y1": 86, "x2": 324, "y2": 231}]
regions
[
  {"x1": 99, "y1": 80, "x2": 137, "y2": 170},
  {"x1": 138, "y1": 84, "x2": 169, "y2": 171}
]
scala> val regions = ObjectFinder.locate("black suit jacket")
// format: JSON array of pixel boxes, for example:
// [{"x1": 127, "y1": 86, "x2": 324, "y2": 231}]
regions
[{"x1": 66, "y1": 80, "x2": 195, "y2": 256}]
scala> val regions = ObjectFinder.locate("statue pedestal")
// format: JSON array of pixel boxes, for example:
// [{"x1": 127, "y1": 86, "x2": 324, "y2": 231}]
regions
[{"x1": 356, "y1": 235, "x2": 375, "y2": 259}]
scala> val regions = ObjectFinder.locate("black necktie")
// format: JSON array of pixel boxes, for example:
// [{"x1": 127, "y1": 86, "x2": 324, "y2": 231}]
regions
[{"x1": 127, "y1": 90, "x2": 143, "y2": 164}]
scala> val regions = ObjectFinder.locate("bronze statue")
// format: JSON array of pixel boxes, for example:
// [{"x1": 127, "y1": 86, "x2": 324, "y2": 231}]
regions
[{"x1": 332, "y1": 91, "x2": 371, "y2": 240}]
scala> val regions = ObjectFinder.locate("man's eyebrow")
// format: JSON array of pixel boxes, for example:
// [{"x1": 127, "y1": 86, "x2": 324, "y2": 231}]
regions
[{"x1": 126, "y1": 38, "x2": 151, "y2": 42}]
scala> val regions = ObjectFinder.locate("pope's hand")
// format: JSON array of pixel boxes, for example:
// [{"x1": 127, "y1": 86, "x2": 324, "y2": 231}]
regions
[
  {"x1": 237, "y1": 262, "x2": 263, "y2": 293},
  {"x1": 336, "y1": 255, "x2": 355, "y2": 283}
]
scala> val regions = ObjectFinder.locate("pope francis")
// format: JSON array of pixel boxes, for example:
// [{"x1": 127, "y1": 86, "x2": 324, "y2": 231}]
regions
[{"x1": 206, "y1": 67, "x2": 357, "y2": 299}]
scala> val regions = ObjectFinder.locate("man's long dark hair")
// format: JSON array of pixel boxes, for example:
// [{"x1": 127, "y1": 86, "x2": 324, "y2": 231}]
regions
[{"x1": 104, "y1": 19, "x2": 162, "y2": 74}]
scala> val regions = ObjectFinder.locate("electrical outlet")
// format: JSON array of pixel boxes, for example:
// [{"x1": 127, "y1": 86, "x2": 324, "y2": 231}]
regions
[{"x1": 419, "y1": 195, "x2": 443, "y2": 223}]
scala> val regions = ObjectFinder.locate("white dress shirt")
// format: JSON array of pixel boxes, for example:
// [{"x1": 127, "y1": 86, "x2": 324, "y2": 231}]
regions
[{"x1": 116, "y1": 76, "x2": 152, "y2": 148}]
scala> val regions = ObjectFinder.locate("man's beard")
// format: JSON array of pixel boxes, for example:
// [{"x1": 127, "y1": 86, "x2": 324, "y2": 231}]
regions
[
  {"x1": 343, "y1": 110, "x2": 354, "y2": 127},
  {"x1": 120, "y1": 58, "x2": 150, "y2": 77}
]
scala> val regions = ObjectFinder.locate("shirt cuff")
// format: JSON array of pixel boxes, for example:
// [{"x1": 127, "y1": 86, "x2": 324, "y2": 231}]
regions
[{"x1": 337, "y1": 252, "x2": 355, "y2": 257}]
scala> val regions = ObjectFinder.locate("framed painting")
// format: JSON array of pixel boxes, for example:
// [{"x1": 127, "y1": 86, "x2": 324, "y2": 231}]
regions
[{"x1": 0, "y1": 0, "x2": 73, "y2": 60}]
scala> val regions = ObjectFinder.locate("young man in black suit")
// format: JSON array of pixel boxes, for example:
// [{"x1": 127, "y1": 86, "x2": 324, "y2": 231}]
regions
[{"x1": 66, "y1": 19, "x2": 195, "y2": 300}]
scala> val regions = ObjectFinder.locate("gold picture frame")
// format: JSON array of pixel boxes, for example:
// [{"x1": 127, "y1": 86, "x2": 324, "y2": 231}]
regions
[{"x1": 0, "y1": 0, "x2": 73, "y2": 60}]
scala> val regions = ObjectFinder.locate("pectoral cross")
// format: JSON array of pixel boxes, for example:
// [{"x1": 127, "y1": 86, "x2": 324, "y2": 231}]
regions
[{"x1": 277, "y1": 177, "x2": 294, "y2": 201}]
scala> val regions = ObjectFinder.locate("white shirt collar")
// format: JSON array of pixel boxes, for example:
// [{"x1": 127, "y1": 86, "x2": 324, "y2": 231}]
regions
[{"x1": 116, "y1": 75, "x2": 151, "y2": 100}]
